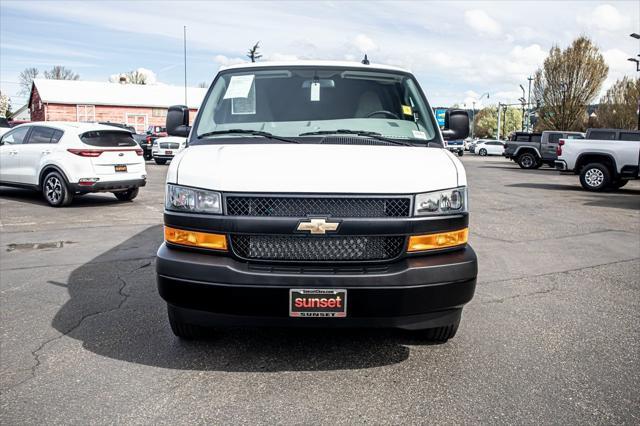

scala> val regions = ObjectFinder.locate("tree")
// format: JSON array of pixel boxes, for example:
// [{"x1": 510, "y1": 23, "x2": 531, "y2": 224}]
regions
[
  {"x1": 18, "y1": 67, "x2": 39, "y2": 95},
  {"x1": 44, "y1": 65, "x2": 80, "y2": 81},
  {"x1": 533, "y1": 37, "x2": 608, "y2": 131},
  {"x1": 596, "y1": 77, "x2": 639, "y2": 130},
  {"x1": 0, "y1": 91, "x2": 9, "y2": 118},
  {"x1": 247, "y1": 41, "x2": 262, "y2": 63},
  {"x1": 125, "y1": 70, "x2": 148, "y2": 85},
  {"x1": 197, "y1": 81, "x2": 208, "y2": 88},
  {"x1": 474, "y1": 105, "x2": 523, "y2": 139}
]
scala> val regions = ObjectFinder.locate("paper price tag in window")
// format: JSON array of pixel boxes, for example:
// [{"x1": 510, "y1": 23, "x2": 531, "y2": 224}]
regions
[
  {"x1": 412, "y1": 130, "x2": 427, "y2": 139},
  {"x1": 224, "y1": 75, "x2": 255, "y2": 99},
  {"x1": 402, "y1": 105, "x2": 412, "y2": 116},
  {"x1": 310, "y1": 82, "x2": 320, "y2": 102}
]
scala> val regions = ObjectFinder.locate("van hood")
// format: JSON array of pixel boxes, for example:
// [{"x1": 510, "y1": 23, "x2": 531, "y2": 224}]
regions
[{"x1": 173, "y1": 143, "x2": 464, "y2": 194}]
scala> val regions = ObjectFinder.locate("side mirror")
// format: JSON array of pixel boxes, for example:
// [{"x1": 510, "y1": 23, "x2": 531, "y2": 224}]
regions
[
  {"x1": 166, "y1": 105, "x2": 191, "y2": 137},
  {"x1": 442, "y1": 109, "x2": 470, "y2": 140}
]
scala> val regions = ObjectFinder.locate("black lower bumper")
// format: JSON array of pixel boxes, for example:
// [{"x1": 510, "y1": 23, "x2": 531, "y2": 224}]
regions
[
  {"x1": 69, "y1": 178, "x2": 146, "y2": 193},
  {"x1": 156, "y1": 244, "x2": 478, "y2": 330}
]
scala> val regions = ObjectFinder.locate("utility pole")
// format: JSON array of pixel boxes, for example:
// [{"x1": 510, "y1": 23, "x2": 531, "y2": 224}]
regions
[
  {"x1": 496, "y1": 103, "x2": 502, "y2": 140},
  {"x1": 526, "y1": 76, "x2": 533, "y2": 132},
  {"x1": 471, "y1": 101, "x2": 476, "y2": 139},
  {"x1": 184, "y1": 25, "x2": 187, "y2": 106}
]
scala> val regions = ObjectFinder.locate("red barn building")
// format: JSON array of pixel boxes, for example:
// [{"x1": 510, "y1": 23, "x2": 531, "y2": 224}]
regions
[{"x1": 29, "y1": 79, "x2": 207, "y2": 133}]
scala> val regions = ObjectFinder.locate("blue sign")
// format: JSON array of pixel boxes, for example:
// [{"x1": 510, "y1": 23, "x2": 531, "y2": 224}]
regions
[{"x1": 434, "y1": 109, "x2": 446, "y2": 128}]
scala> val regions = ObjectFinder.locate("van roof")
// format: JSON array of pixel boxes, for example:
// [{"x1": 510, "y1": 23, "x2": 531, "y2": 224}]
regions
[{"x1": 220, "y1": 60, "x2": 412, "y2": 74}]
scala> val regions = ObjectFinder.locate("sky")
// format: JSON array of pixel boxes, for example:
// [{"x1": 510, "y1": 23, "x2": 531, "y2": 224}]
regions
[{"x1": 1, "y1": 0, "x2": 638, "y2": 110}]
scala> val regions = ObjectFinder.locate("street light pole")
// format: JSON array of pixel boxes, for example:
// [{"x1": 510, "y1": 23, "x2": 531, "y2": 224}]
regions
[
  {"x1": 471, "y1": 101, "x2": 476, "y2": 139},
  {"x1": 630, "y1": 33, "x2": 640, "y2": 129},
  {"x1": 526, "y1": 76, "x2": 533, "y2": 132},
  {"x1": 496, "y1": 102, "x2": 502, "y2": 140}
]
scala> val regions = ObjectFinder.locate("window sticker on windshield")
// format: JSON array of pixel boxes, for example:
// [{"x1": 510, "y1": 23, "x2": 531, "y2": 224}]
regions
[
  {"x1": 232, "y1": 80, "x2": 256, "y2": 114},
  {"x1": 223, "y1": 75, "x2": 255, "y2": 99},
  {"x1": 412, "y1": 130, "x2": 427, "y2": 139},
  {"x1": 310, "y1": 82, "x2": 320, "y2": 102},
  {"x1": 402, "y1": 105, "x2": 412, "y2": 116}
]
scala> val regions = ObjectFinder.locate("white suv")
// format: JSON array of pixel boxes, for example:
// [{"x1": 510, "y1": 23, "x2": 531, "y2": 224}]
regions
[{"x1": 0, "y1": 122, "x2": 147, "y2": 206}]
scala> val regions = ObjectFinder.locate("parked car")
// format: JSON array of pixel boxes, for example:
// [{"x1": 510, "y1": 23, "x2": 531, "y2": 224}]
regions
[
  {"x1": 555, "y1": 128, "x2": 640, "y2": 191},
  {"x1": 0, "y1": 122, "x2": 146, "y2": 206},
  {"x1": 446, "y1": 139, "x2": 464, "y2": 156},
  {"x1": 151, "y1": 136, "x2": 186, "y2": 164},
  {"x1": 137, "y1": 125, "x2": 167, "y2": 161},
  {"x1": 0, "y1": 117, "x2": 10, "y2": 138},
  {"x1": 156, "y1": 60, "x2": 477, "y2": 342},
  {"x1": 474, "y1": 139, "x2": 505, "y2": 156},
  {"x1": 504, "y1": 130, "x2": 584, "y2": 169},
  {"x1": 463, "y1": 137, "x2": 473, "y2": 151}
]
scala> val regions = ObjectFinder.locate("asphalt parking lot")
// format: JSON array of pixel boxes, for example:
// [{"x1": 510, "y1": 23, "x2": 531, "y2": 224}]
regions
[{"x1": 1, "y1": 154, "x2": 639, "y2": 424}]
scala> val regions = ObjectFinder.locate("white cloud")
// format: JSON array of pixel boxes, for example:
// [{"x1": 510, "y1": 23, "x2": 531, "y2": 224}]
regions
[
  {"x1": 108, "y1": 67, "x2": 158, "y2": 84},
  {"x1": 213, "y1": 54, "x2": 246, "y2": 66},
  {"x1": 464, "y1": 9, "x2": 502, "y2": 36},
  {"x1": 352, "y1": 34, "x2": 377, "y2": 53},
  {"x1": 265, "y1": 52, "x2": 299, "y2": 61},
  {"x1": 577, "y1": 4, "x2": 631, "y2": 32},
  {"x1": 601, "y1": 48, "x2": 636, "y2": 97}
]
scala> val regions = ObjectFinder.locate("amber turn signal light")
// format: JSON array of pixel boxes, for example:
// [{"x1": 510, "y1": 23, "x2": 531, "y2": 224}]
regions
[
  {"x1": 164, "y1": 226, "x2": 228, "y2": 251},
  {"x1": 407, "y1": 228, "x2": 468, "y2": 252}
]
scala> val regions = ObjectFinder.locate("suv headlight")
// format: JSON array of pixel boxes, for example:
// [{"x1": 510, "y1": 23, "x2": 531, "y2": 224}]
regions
[
  {"x1": 166, "y1": 184, "x2": 222, "y2": 214},
  {"x1": 414, "y1": 187, "x2": 467, "y2": 216}
]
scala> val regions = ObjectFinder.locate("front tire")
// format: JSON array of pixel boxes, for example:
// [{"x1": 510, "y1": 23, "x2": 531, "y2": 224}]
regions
[
  {"x1": 610, "y1": 179, "x2": 628, "y2": 189},
  {"x1": 154, "y1": 158, "x2": 167, "y2": 165},
  {"x1": 478, "y1": 148, "x2": 487, "y2": 156},
  {"x1": 114, "y1": 187, "x2": 139, "y2": 201},
  {"x1": 517, "y1": 152, "x2": 537, "y2": 169},
  {"x1": 42, "y1": 171, "x2": 73, "y2": 207},
  {"x1": 167, "y1": 305, "x2": 208, "y2": 340},
  {"x1": 580, "y1": 163, "x2": 611, "y2": 191},
  {"x1": 457, "y1": 150, "x2": 464, "y2": 157}
]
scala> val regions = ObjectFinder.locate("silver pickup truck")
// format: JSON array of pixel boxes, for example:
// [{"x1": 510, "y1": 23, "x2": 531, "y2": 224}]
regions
[{"x1": 555, "y1": 128, "x2": 640, "y2": 191}]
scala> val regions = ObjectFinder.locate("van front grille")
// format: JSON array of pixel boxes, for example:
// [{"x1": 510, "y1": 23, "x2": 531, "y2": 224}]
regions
[
  {"x1": 231, "y1": 235, "x2": 405, "y2": 262},
  {"x1": 225, "y1": 196, "x2": 411, "y2": 218}
]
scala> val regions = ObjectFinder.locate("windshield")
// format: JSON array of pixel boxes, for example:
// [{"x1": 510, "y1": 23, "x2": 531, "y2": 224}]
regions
[{"x1": 193, "y1": 67, "x2": 438, "y2": 144}]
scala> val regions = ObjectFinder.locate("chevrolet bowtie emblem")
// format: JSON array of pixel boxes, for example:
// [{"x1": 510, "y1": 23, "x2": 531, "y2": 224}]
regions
[{"x1": 296, "y1": 218, "x2": 340, "y2": 235}]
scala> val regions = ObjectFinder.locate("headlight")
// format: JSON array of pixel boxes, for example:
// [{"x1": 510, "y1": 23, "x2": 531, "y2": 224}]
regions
[
  {"x1": 414, "y1": 187, "x2": 467, "y2": 216},
  {"x1": 166, "y1": 184, "x2": 222, "y2": 214}
]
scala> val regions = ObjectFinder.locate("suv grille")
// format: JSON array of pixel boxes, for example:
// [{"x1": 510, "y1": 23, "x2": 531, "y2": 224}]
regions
[
  {"x1": 226, "y1": 196, "x2": 410, "y2": 217},
  {"x1": 231, "y1": 235, "x2": 405, "y2": 262},
  {"x1": 159, "y1": 142, "x2": 180, "y2": 149}
]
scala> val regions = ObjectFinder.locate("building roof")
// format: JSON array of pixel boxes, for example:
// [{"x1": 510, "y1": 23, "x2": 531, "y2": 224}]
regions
[
  {"x1": 31, "y1": 79, "x2": 208, "y2": 109},
  {"x1": 220, "y1": 60, "x2": 411, "y2": 74}
]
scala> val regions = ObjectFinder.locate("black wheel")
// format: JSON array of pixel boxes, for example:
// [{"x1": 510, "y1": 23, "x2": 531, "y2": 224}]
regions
[
  {"x1": 478, "y1": 148, "x2": 487, "y2": 156},
  {"x1": 579, "y1": 163, "x2": 611, "y2": 191},
  {"x1": 610, "y1": 179, "x2": 628, "y2": 189},
  {"x1": 517, "y1": 152, "x2": 537, "y2": 169},
  {"x1": 114, "y1": 187, "x2": 139, "y2": 201},
  {"x1": 167, "y1": 305, "x2": 208, "y2": 340},
  {"x1": 42, "y1": 171, "x2": 73, "y2": 207},
  {"x1": 457, "y1": 150, "x2": 464, "y2": 157},
  {"x1": 415, "y1": 320, "x2": 460, "y2": 343},
  {"x1": 154, "y1": 158, "x2": 167, "y2": 165}
]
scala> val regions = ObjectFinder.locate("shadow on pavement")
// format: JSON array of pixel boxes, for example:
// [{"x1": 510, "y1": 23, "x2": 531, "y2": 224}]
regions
[
  {"x1": 50, "y1": 225, "x2": 414, "y2": 372},
  {"x1": 0, "y1": 187, "x2": 122, "y2": 207},
  {"x1": 507, "y1": 183, "x2": 640, "y2": 210}
]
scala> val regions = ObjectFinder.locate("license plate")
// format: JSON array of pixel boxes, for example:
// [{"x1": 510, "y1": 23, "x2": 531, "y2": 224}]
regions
[
  {"x1": 114, "y1": 164, "x2": 127, "y2": 172},
  {"x1": 289, "y1": 289, "x2": 347, "y2": 317},
  {"x1": 165, "y1": 150, "x2": 173, "y2": 155}
]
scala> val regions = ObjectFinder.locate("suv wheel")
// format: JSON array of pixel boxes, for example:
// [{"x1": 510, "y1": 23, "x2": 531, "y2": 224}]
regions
[
  {"x1": 155, "y1": 159, "x2": 167, "y2": 165},
  {"x1": 457, "y1": 150, "x2": 464, "y2": 157},
  {"x1": 42, "y1": 171, "x2": 73, "y2": 207},
  {"x1": 415, "y1": 320, "x2": 459, "y2": 343},
  {"x1": 580, "y1": 163, "x2": 611, "y2": 191},
  {"x1": 610, "y1": 179, "x2": 628, "y2": 189},
  {"x1": 114, "y1": 187, "x2": 139, "y2": 201},
  {"x1": 478, "y1": 148, "x2": 487, "y2": 156},
  {"x1": 517, "y1": 152, "x2": 537, "y2": 169},
  {"x1": 167, "y1": 305, "x2": 207, "y2": 340}
]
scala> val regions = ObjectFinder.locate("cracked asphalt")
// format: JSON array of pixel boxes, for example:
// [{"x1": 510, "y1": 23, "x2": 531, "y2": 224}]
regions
[{"x1": 1, "y1": 155, "x2": 639, "y2": 424}]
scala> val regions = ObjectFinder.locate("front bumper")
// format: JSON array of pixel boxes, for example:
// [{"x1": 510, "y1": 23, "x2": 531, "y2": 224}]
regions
[
  {"x1": 69, "y1": 178, "x2": 146, "y2": 193},
  {"x1": 156, "y1": 243, "x2": 478, "y2": 330}
]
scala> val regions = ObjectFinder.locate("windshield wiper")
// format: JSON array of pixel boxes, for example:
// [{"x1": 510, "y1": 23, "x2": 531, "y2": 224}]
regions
[
  {"x1": 298, "y1": 129, "x2": 413, "y2": 146},
  {"x1": 197, "y1": 129, "x2": 299, "y2": 143}
]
